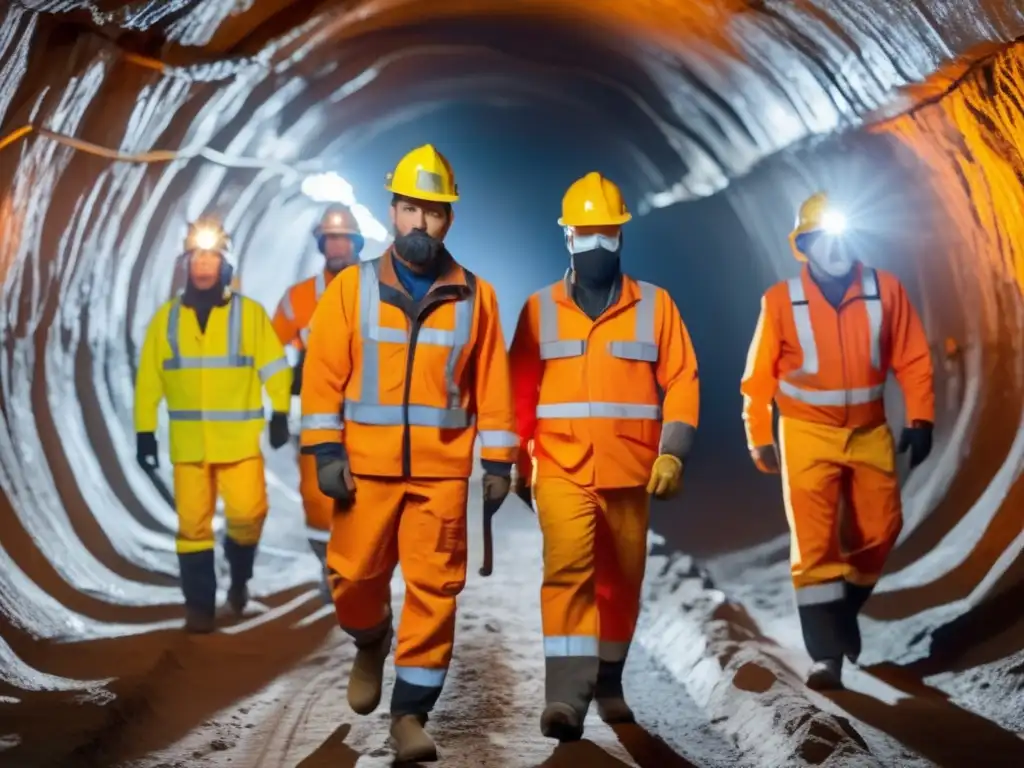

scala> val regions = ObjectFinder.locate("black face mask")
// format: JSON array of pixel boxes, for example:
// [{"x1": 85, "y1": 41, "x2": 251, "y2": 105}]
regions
[
  {"x1": 572, "y1": 247, "x2": 621, "y2": 288},
  {"x1": 394, "y1": 229, "x2": 444, "y2": 267}
]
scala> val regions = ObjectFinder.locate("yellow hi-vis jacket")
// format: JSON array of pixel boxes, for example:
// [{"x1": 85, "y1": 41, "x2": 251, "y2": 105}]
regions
[{"x1": 134, "y1": 292, "x2": 292, "y2": 465}]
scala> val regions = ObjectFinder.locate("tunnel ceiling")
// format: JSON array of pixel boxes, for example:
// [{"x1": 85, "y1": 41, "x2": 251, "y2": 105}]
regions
[{"x1": 8, "y1": 0, "x2": 1024, "y2": 212}]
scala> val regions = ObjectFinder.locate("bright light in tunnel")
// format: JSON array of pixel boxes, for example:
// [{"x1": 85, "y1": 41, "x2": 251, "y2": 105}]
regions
[
  {"x1": 190, "y1": 226, "x2": 221, "y2": 250},
  {"x1": 302, "y1": 171, "x2": 353, "y2": 204},
  {"x1": 301, "y1": 171, "x2": 390, "y2": 244},
  {"x1": 821, "y1": 209, "x2": 847, "y2": 235}
]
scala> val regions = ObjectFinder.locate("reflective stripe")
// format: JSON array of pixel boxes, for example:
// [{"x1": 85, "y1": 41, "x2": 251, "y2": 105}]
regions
[
  {"x1": 787, "y1": 277, "x2": 818, "y2": 375},
  {"x1": 279, "y1": 290, "x2": 295, "y2": 321},
  {"x1": 306, "y1": 526, "x2": 331, "y2": 543},
  {"x1": 163, "y1": 295, "x2": 252, "y2": 370},
  {"x1": 544, "y1": 635, "x2": 599, "y2": 657},
  {"x1": 395, "y1": 666, "x2": 447, "y2": 688},
  {"x1": 540, "y1": 339, "x2": 586, "y2": 359},
  {"x1": 795, "y1": 581, "x2": 845, "y2": 606},
  {"x1": 259, "y1": 356, "x2": 289, "y2": 382},
  {"x1": 861, "y1": 267, "x2": 883, "y2": 369},
  {"x1": 478, "y1": 429, "x2": 518, "y2": 448},
  {"x1": 168, "y1": 409, "x2": 264, "y2": 421},
  {"x1": 346, "y1": 260, "x2": 473, "y2": 427},
  {"x1": 315, "y1": 271, "x2": 326, "y2": 300},
  {"x1": 299, "y1": 327, "x2": 311, "y2": 345},
  {"x1": 599, "y1": 640, "x2": 631, "y2": 662},
  {"x1": 344, "y1": 401, "x2": 471, "y2": 429},
  {"x1": 608, "y1": 281, "x2": 657, "y2": 361},
  {"x1": 537, "y1": 402, "x2": 661, "y2": 420},
  {"x1": 416, "y1": 169, "x2": 444, "y2": 194},
  {"x1": 778, "y1": 380, "x2": 885, "y2": 406},
  {"x1": 787, "y1": 268, "x2": 884, "y2": 378},
  {"x1": 301, "y1": 413, "x2": 343, "y2": 430}
]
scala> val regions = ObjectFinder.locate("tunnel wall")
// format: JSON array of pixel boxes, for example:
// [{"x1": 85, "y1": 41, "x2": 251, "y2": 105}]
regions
[{"x1": 1, "y1": 0, "x2": 1023, "y2": 751}]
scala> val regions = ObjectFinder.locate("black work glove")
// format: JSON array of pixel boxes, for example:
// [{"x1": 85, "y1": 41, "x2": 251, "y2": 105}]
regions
[
  {"x1": 482, "y1": 473, "x2": 511, "y2": 504},
  {"x1": 513, "y1": 476, "x2": 533, "y2": 509},
  {"x1": 136, "y1": 432, "x2": 158, "y2": 470},
  {"x1": 269, "y1": 412, "x2": 290, "y2": 449},
  {"x1": 898, "y1": 421, "x2": 933, "y2": 469},
  {"x1": 290, "y1": 351, "x2": 305, "y2": 396},
  {"x1": 316, "y1": 453, "x2": 356, "y2": 507}
]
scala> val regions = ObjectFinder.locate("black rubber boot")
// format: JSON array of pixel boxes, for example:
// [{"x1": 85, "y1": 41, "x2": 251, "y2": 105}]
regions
[
  {"x1": 224, "y1": 537, "x2": 257, "y2": 615},
  {"x1": 178, "y1": 550, "x2": 217, "y2": 633},
  {"x1": 806, "y1": 658, "x2": 844, "y2": 690},
  {"x1": 842, "y1": 583, "x2": 874, "y2": 663},
  {"x1": 595, "y1": 659, "x2": 635, "y2": 724}
]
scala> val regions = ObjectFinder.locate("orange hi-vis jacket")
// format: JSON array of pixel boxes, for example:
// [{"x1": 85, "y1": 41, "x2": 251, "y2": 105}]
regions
[
  {"x1": 741, "y1": 262, "x2": 934, "y2": 449},
  {"x1": 272, "y1": 270, "x2": 330, "y2": 351},
  {"x1": 300, "y1": 250, "x2": 517, "y2": 477},
  {"x1": 510, "y1": 273, "x2": 700, "y2": 489}
]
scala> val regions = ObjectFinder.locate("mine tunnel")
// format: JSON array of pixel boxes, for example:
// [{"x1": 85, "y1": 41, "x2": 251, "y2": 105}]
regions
[{"x1": 1, "y1": 1, "x2": 1023, "y2": 766}]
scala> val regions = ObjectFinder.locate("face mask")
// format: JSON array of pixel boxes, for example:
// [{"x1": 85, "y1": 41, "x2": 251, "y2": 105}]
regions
[
  {"x1": 394, "y1": 228, "x2": 443, "y2": 266},
  {"x1": 572, "y1": 248, "x2": 621, "y2": 286},
  {"x1": 803, "y1": 233, "x2": 853, "y2": 278},
  {"x1": 567, "y1": 232, "x2": 620, "y2": 255}
]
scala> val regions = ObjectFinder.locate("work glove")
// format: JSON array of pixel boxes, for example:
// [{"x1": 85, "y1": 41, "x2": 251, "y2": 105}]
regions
[
  {"x1": 513, "y1": 476, "x2": 533, "y2": 509},
  {"x1": 136, "y1": 432, "x2": 158, "y2": 470},
  {"x1": 269, "y1": 411, "x2": 290, "y2": 449},
  {"x1": 751, "y1": 444, "x2": 780, "y2": 474},
  {"x1": 646, "y1": 454, "x2": 684, "y2": 499},
  {"x1": 483, "y1": 473, "x2": 511, "y2": 504},
  {"x1": 316, "y1": 455, "x2": 356, "y2": 506},
  {"x1": 290, "y1": 351, "x2": 305, "y2": 396},
  {"x1": 898, "y1": 421, "x2": 933, "y2": 469}
]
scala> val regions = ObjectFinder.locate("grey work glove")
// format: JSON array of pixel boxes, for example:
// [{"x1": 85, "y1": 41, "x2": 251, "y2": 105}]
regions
[
  {"x1": 316, "y1": 455, "x2": 356, "y2": 506},
  {"x1": 751, "y1": 444, "x2": 780, "y2": 474},
  {"x1": 482, "y1": 473, "x2": 511, "y2": 504}
]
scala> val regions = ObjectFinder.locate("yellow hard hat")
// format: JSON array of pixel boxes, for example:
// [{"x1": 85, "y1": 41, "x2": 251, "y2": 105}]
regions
[
  {"x1": 558, "y1": 172, "x2": 632, "y2": 227},
  {"x1": 789, "y1": 192, "x2": 846, "y2": 261},
  {"x1": 385, "y1": 144, "x2": 459, "y2": 202},
  {"x1": 184, "y1": 218, "x2": 231, "y2": 255},
  {"x1": 313, "y1": 203, "x2": 361, "y2": 238}
]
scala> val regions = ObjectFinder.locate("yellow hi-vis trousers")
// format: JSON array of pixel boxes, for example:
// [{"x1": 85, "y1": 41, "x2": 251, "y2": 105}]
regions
[
  {"x1": 173, "y1": 456, "x2": 269, "y2": 552},
  {"x1": 534, "y1": 476, "x2": 649, "y2": 717}
]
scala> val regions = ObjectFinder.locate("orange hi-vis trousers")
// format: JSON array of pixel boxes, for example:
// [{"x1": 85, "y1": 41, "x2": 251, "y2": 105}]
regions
[
  {"x1": 326, "y1": 476, "x2": 469, "y2": 715},
  {"x1": 779, "y1": 416, "x2": 902, "y2": 660},
  {"x1": 534, "y1": 476, "x2": 650, "y2": 717},
  {"x1": 298, "y1": 452, "x2": 334, "y2": 545}
]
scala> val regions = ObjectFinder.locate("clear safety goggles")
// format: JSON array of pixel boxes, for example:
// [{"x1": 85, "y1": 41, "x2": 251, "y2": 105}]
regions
[{"x1": 566, "y1": 231, "x2": 621, "y2": 254}]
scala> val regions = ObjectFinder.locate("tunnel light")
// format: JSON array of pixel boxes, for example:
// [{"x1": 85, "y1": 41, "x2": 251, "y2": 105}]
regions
[
  {"x1": 302, "y1": 172, "x2": 354, "y2": 205},
  {"x1": 821, "y1": 210, "x2": 847, "y2": 235}
]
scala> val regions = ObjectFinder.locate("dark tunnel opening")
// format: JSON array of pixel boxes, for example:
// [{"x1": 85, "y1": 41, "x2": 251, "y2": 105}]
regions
[{"x1": 1, "y1": 1, "x2": 1024, "y2": 765}]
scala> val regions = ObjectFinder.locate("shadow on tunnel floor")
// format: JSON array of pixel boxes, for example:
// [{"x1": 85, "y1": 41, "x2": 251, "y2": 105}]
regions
[
  {"x1": 3, "y1": 606, "x2": 335, "y2": 767},
  {"x1": 826, "y1": 664, "x2": 1024, "y2": 768}
]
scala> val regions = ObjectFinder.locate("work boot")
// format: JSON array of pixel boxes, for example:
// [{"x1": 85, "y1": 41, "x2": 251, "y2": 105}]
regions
[
  {"x1": 844, "y1": 583, "x2": 874, "y2": 663},
  {"x1": 595, "y1": 659, "x2": 634, "y2": 724},
  {"x1": 178, "y1": 550, "x2": 217, "y2": 634},
  {"x1": 390, "y1": 713, "x2": 437, "y2": 763},
  {"x1": 223, "y1": 537, "x2": 257, "y2": 615},
  {"x1": 184, "y1": 606, "x2": 215, "y2": 634},
  {"x1": 348, "y1": 625, "x2": 393, "y2": 715},
  {"x1": 805, "y1": 658, "x2": 844, "y2": 690},
  {"x1": 540, "y1": 702, "x2": 583, "y2": 742},
  {"x1": 227, "y1": 584, "x2": 249, "y2": 615}
]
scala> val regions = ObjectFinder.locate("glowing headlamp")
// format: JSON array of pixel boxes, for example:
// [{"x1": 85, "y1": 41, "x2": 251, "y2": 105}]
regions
[
  {"x1": 820, "y1": 210, "x2": 847, "y2": 235},
  {"x1": 191, "y1": 226, "x2": 222, "y2": 251}
]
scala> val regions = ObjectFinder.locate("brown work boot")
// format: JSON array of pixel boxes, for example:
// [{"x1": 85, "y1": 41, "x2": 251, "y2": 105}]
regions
[
  {"x1": 347, "y1": 626, "x2": 393, "y2": 715},
  {"x1": 184, "y1": 607, "x2": 215, "y2": 634},
  {"x1": 596, "y1": 696, "x2": 635, "y2": 724},
  {"x1": 390, "y1": 714, "x2": 437, "y2": 763},
  {"x1": 540, "y1": 702, "x2": 583, "y2": 742}
]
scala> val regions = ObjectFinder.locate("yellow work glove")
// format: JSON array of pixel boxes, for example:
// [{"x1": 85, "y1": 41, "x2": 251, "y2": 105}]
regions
[{"x1": 646, "y1": 454, "x2": 683, "y2": 499}]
